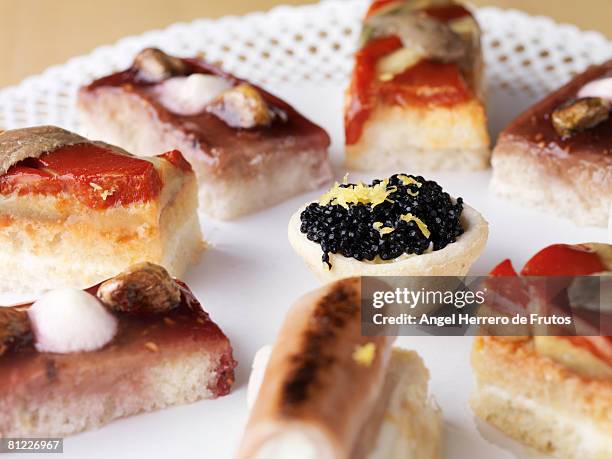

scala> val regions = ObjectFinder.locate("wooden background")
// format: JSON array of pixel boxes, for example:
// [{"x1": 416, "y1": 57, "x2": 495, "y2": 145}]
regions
[{"x1": 1, "y1": 0, "x2": 610, "y2": 88}]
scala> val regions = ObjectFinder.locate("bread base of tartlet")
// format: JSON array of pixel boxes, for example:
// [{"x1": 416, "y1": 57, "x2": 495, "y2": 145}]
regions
[
  {"x1": 471, "y1": 337, "x2": 612, "y2": 459},
  {"x1": 288, "y1": 203, "x2": 488, "y2": 282},
  {"x1": 346, "y1": 102, "x2": 490, "y2": 172},
  {"x1": 491, "y1": 140, "x2": 611, "y2": 228}
]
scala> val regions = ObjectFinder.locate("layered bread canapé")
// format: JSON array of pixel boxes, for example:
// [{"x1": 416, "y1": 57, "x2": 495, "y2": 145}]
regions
[
  {"x1": 491, "y1": 60, "x2": 612, "y2": 228},
  {"x1": 345, "y1": 0, "x2": 490, "y2": 172},
  {"x1": 78, "y1": 48, "x2": 333, "y2": 220},
  {"x1": 0, "y1": 126, "x2": 203, "y2": 294},
  {"x1": 0, "y1": 263, "x2": 236, "y2": 437},
  {"x1": 471, "y1": 243, "x2": 612, "y2": 459}
]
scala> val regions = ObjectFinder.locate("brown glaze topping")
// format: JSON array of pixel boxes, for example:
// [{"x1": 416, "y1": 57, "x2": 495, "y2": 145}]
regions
[
  {"x1": 281, "y1": 280, "x2": 360, "y2": 411},
  {"x1": 0, "y1": 277, "x2": 236, "y2": 397},
  {"x1": 502, "y1": 60, "x2": 612, "y2": 157},
  {"x1": 83, "y1": 52, "x2": 331, "y2": 166}
]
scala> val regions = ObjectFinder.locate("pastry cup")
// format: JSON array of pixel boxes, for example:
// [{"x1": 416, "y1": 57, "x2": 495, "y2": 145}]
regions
[{"x1": 288, "y1": 202, "x2": 488, "y2": 282}]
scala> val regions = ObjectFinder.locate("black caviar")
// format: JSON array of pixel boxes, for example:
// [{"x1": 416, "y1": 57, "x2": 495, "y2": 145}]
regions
[{"x1": 300, "y1": 174, "x2": 464, "y2": 268}]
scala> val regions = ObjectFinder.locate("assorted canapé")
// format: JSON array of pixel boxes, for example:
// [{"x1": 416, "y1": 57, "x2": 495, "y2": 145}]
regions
[
  {"x1": 0, "y1": 0, "x2": 609, "y2": 457},
  {"x1": 0, "y1": 126, "x2": 203, "y2": 294},
  {"x1": 78, "y1": 48, "x2": 332, "y2": 220},
  {"x1": 0, "y1": 263, "x2": 236, "y2": 437}
]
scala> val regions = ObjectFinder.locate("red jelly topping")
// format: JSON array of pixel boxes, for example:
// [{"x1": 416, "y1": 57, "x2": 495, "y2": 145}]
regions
[
  {"x1": 521, "y1": 244, "x2": 606, "y2": 277},
  {"x1": 366, "y1": 0, "x2": 402, "y2": 17},
  {"x1": 0, "y1": 143, "x2": 163, "y2": 209},
  {"x1": 422, "y1": 4, "x2": 471, "y2": 22},
  {"x1": 366, "y1": 0, "x2": 471, "y2": 20},
  {"x1": 345, "y1": 1, "x2": 473, "y2": 145},
  {"x1": 486, "y1": 259, "x2": 530, "y2": 313},
  {"x1": 489, "y1": 259, "x2": 519, "y2": 277},
  {"x1": 378, "y1": 60, "x2": 471, "y2": 106},
  {"x1": 160, "y1": 149, "x2": 193, "y2": 172},
  {"x1": 345, "y1": 35, "x2": 403, "y2": 145},
  {"x1": 489, "y1": 244, "x2": 610, "y2": 362}
]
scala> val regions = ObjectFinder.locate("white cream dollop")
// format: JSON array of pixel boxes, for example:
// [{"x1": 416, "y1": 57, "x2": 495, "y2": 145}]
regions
[
  {"x1": 28, "y1": 288, "x2": 118, "y2": 354},
  {"x1": 154, "y1": 74, "x2": 232, "y2": 115},
  {"x1": 247, "y1": 344, "x2": 273, "y2": 410},
  {"x1": 577, "y1": 77, "x2": 612, "y2": 102}
]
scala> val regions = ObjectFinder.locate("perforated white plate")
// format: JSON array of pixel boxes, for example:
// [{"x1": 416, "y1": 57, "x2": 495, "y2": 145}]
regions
[
  {"x1": 1, "y1": 0, "x2": 611, "y2": 131},
  {"x1": 1, "y1": 1, "x2": 610, "y2": 458}
]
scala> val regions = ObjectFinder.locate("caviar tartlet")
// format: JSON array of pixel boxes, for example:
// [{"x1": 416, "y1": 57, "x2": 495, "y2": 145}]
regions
[
  {"x1": 472, "y1": 243, "x2": 612, "y2": 459},
  {"x1": 288, "y1": 173, "x2": 488, "y2": 281},
  {"x1": 238, "y1": 278, "x2": 441, "y2": 459},
  {"x1": 491, "y1": 59, "x2": 612, "y2": 228},
  {"x1": 0, "y1": 263, "x2": 236, "y2": 437},
  {"x1": 78, "y1": 48, "x2": 332, "y2": 220},
  {"x1": 345, "y1": 0, "x2": 490, "y2": 172},
  {"x1": 0, "y1": 126, "x2": 203, "y2": 294}
]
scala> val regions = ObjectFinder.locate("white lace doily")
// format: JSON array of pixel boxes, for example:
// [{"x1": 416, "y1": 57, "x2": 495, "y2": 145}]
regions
[{"x1": 0, "y1": 0, "x2": 610, "y2": 131}]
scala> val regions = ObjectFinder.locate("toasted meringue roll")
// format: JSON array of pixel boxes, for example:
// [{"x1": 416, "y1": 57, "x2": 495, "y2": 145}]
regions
[{"x1": 238, "y1": 278, "x2": 441, "y2": 459}]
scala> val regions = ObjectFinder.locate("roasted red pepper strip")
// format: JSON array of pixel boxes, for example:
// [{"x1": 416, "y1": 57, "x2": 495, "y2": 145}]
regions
[
  {"x1": 521, "y1": 244, "x2": 606, "y2": 276},
  {"x1": 0, "y1": 143, "x2": 163, "y2": 209},
  {"x1": 491, "y1": 244, "x2": 610, "y2": 362},
  {"x1": 345, "y1": 36, "x2": 403, "y2": 145},
  {"x1": 489, "y1": 259, "x2": 518, "y2": 277}
]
